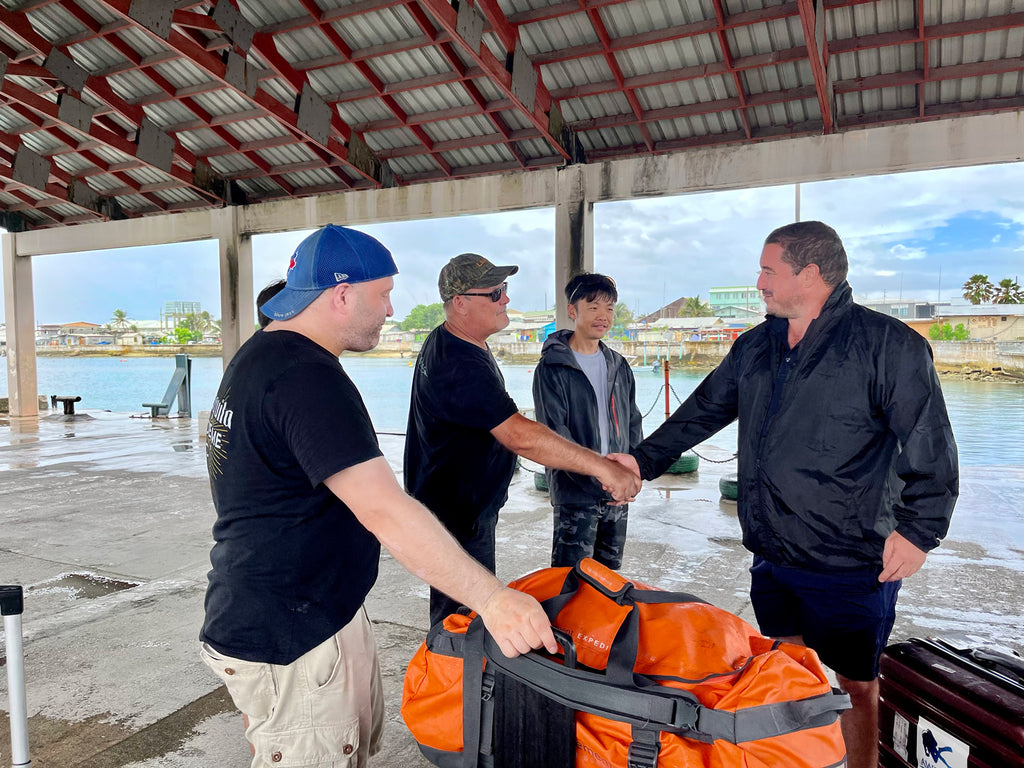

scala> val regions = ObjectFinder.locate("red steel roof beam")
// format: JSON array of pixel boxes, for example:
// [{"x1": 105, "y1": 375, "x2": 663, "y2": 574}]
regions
[
  {"x1": 834, "y1": 57, "x2": 1024, "y2": 93},
  {"x1": 1, "y1": 7, "x2": 225, "y2": 204},
  {"x1": 529, "y1": 6, "x2": 812, "y2": 66},
  {"x1": 0, "y1": 77, "x2": 217, "y2": 211},
  {"x1": 415, "y1": 0, "x2": 572, "y2": 162},
  {"x1": 549, "y1": 46, "x2": 807, "y2": 101},
  {"x1": 403, "y1": 2, "x2": 531, "y2": 170},
  {"x1": 303, "y1": 6, "x2": 453, "y2": 177},
  {"x1": 0, "y1": 131, "x2": 113, "y2": 219},
  {"x1": 796, "y1": 0, "x2": 834, "y2": 133},
  {"x1": 829, "y1": 13, "x2": 1024, "y2": 56},
  {"x1": 62, "y1": 5, "x2": 297, "y2": 196},
  {"x1": 711, "y1": 0, "x2": 752, "y2": 140},
  {"x1": 92, "y1": 0, "x2": 362, "y2": 188},
  {"x1": 585, "y1": 6, "x2": 654, "y2": 150},
  {"x1": 918, "y1": 0, "x2": 927, "y2": 118}
]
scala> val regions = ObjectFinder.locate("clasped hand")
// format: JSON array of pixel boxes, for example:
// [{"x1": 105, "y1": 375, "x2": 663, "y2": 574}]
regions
[{"x1": 601, "y1": 452, "x2": 642, "y2": 503}]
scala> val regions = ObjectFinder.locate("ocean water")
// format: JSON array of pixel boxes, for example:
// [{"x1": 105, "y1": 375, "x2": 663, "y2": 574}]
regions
[{"x1": 4, "y1": 354, "x2": 1022, "y2": 468}]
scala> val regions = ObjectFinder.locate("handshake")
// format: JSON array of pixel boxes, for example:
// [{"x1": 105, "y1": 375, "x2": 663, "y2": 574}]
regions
[{"x1": 598, "y1": 452, "x2": 643, "y2": 504}]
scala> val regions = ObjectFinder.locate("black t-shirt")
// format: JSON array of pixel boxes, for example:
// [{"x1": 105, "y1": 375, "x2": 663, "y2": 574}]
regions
[
  {"x1": 404, "y1": 325, "x2": 519, "y2": 538},
  {"x1": 200, "y1": 330, "x2": 382, "y2": 665}
]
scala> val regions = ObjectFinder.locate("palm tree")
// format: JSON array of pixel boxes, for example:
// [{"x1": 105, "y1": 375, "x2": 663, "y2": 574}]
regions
[
  {"x1": 961, "y1": 274, "x2": 994, "y2": 305},
  {"x1": 197, "y1": 310, "x2": 214, "y2": 335},
  {"x1": 678, "y1": 295, "x2": 711, "y2": 318},
  {"x1": 612, "y1": 302, "x2": 633, "y2": 335},
  {"x1": 110, "y1": 308, "x2": 129, "y2": 330},
  {"x1": 992, "y1": 277, "x2": 1024, "y2": 304}
]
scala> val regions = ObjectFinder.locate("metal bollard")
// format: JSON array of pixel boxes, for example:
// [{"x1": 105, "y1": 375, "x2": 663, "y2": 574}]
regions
[{"x1": 1, "y1": 585, "x2": 30, "y2": 767}]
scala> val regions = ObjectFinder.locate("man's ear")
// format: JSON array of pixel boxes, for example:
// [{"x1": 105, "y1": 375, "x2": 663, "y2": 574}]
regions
[
  {"x1": 801, "y1": 263, "x2": 822, "y2": 286},
  {"x1": 567, "y1": 303, "x2": 577, "y2": 321},
  {"x1": 448, "y1": 295, "x2": 468, "y2": 317},
  {"x1": 330, "y1": 283, "x2": 352, "y2": 312}
]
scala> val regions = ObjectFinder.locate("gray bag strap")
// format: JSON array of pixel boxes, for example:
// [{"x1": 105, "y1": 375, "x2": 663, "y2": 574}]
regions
[
  {"x1": 694, "y1": 689, "x2": 852, "y2": 743},
  {"x1": 461, "y1": 617, "x2": 489, "y2": 768}
]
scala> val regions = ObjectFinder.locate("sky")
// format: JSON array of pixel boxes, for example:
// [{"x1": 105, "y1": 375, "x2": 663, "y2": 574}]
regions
[{"x1": 3, "y1": 161, "x2": 1024, "y2": 326}]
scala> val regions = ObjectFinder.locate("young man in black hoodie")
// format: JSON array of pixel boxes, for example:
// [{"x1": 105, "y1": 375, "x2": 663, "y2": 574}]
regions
[{"x1": 532, "y1": 273, "x2": 643, "y2": 568}]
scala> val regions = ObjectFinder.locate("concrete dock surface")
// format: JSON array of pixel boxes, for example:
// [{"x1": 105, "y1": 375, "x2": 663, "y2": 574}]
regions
[{"x1": 1, "y1": 410, "x2": 1021, "y2": 767}]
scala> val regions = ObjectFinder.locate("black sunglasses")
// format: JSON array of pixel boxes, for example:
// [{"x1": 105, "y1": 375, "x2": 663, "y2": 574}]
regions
[{"x1": 458, "y1": 282, "x2": 508, "y2": 302}]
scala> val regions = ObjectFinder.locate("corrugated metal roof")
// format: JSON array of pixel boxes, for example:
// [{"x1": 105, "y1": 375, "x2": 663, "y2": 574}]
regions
[{"x1": 1, "y1": 0, "x2": 1023, "y2": 229}]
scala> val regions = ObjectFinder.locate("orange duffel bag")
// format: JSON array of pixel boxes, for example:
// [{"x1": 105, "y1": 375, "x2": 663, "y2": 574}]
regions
[{"x1": 402, "y1": 558, "x2": 850, "y2": 768}]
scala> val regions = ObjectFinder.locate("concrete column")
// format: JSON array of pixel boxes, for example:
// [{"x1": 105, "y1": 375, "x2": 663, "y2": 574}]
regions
[
  {"x1": 213, "y1": 208, "x2": 254, "y2": 369},
  {"x1": 554, "y1": 164, "x2": 594, "y2": 329},
  {"x1": 2, "y1": 233, "x2": 39, "y2": 418}
]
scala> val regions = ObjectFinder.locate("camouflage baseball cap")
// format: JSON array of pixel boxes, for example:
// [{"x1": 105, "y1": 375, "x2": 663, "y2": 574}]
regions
[{"x1": 438, "y1": 253, "x2": 519, "y2": 301}]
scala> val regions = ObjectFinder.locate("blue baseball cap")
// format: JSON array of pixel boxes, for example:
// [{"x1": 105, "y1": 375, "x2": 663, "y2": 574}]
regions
[{"x1": 261, "y1": 225, "x2": 399, "y2": 320}]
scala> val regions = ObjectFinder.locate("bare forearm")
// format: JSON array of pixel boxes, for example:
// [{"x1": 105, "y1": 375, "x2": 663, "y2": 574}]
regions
[
  {"x1": 497, "y1": 413, "x2": 604, "y2": 476},
  {"x1": 493, "y1": 413, "x2": 640, "y2": 501},
  {"x1": 325, "y1": 460, "x2": 500, "y2": 611},
  {"x1": 376, "y1": 498, "x2": 504, "y2": 611}
]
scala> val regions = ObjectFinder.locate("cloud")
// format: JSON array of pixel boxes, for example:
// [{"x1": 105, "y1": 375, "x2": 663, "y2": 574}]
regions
[{"x1": 888, "y1": 244, "x2": 927, "y2": 261}]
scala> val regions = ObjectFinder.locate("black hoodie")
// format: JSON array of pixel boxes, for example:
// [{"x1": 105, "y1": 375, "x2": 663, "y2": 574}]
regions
[{"x1": 532, "y1": 329, "x2": 643, "y2": 505}]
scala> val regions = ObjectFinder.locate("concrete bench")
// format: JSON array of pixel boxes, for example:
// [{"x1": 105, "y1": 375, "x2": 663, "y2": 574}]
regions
[{"x1": 51, "y1": 395, "x2": 82, "y2": 415}]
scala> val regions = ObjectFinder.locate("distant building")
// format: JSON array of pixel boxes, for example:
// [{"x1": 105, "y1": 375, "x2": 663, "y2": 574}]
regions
[
  {"x1": 162, "y1": 301, "x2": 202, "y2": 330},
  {"x1": 861, "y1": 299, "x2": 940, "y2": 319},
  {"x1": 505, "y1": 309, "x2": 556, "y2": 342},
  {"x1": 635, "y1": 316, "x2": 752, "y2": 342},
  {"x1": 931, "y1": 304, "x2": 1024, "y2": 341},
  {"x1": 709, "y1": 286, "x2": 763, "y2": 319},
  {"x1": 639, "y1": 298, "x2": 687, "y2": 324},
  {"x1": 35, "y1": 321, "x2": 106, "y2": 346}
]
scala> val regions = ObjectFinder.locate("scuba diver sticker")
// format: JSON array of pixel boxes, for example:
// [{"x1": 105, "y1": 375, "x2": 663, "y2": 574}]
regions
[{"x1": 916, "y1": 717, "x2": 968, "y2": 768}]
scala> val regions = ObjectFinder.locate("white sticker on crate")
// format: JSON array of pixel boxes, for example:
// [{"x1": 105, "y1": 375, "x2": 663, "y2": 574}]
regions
[
  {"x1": 892, "y1": 712, "x2": 910, "y2": 762},
  {"x1": 916, "y1": 716, "x2": 969, "y2": 768}
]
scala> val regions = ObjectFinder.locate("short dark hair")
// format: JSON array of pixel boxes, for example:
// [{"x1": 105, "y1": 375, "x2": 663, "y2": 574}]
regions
[
  {"x1": 564, "y1": 272, "x2": 617, "y2": 305},
  {"x1": 764, "y1": 221, "x2": 849, "y2": 288},
  {"x1": 257, "y1": 279, "x2": 287, "y2": 328}
]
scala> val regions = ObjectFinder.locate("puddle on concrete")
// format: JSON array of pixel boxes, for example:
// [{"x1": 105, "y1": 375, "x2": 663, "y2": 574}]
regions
[
  {"x1": 0, "y1": 689, "x2": 235, "y2": 768},
  {"x1": 28, "y1": 572, "x2": 140, "y2": 601}
]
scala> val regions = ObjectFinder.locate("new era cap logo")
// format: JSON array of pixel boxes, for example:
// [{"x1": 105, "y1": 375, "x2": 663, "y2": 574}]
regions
[{"x1": 334, "y1": 272, "x2": 348, "y2": 282}]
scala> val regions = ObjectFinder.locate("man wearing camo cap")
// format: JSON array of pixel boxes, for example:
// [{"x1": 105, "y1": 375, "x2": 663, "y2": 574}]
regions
[{"x1": 405, "y1": 253, "x2": 642, "y2": 627}]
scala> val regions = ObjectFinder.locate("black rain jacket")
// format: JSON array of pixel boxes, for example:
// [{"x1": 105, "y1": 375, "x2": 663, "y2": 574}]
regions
[
  {"x1": 634, "y1": 281, "x2": 958, "y2": 571},
  {"x1": 533, "y1": 329, "x2": 643, "y2": 506}
]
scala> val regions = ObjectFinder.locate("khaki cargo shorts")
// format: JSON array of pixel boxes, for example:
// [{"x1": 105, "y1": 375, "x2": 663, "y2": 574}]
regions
[{"x1": 200, "y1": 606, "x2": 384, "y2": 767}]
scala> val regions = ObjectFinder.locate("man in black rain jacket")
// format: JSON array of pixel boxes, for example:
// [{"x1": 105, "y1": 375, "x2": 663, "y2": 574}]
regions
[{"x1": 610, "y1": 221, "x2": 958, "y2": 768}]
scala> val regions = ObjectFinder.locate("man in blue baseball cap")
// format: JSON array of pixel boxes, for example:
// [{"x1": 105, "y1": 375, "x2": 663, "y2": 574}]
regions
[{"x1": 200, "y1": 225, "x2": 557, "y2": 768}]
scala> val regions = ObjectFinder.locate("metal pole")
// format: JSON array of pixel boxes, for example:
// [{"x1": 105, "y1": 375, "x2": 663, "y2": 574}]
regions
[
  {"x1": 1, "y1": 585, "x2": 31, "y2": 767},
  {"x1": 663, "y1": 359, "x2": 670, "y2": 418}
]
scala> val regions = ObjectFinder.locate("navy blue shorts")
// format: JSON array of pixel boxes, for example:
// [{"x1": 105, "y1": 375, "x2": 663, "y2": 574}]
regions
[{"x1": 749, "y1": 556, "x2": 901, "y2": 682}]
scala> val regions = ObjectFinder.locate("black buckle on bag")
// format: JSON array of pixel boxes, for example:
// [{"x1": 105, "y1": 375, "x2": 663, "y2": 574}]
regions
[
  {"x1": 480, "y1": 672, "x2": 495, "y2": 702},
  {"x1": 627, "y1": 729, "x2": 660, "y2": 768}
]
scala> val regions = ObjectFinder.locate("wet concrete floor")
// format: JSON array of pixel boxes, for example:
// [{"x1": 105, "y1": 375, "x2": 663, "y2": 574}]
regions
[{"x1": 0, "y1": 410, "x2": 1021, "y2": 767}]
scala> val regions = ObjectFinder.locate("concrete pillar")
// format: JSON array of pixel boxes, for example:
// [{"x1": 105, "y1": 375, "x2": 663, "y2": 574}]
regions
[
  {"x1": 2, "y1": 233, "x2": 39, "y2": 418},
  {"x1": 554, "y1": 164, "x2": 594, "y2": 329},
  {"x1": 213, "y1": 207, "x2": 254, "y2": 369}
]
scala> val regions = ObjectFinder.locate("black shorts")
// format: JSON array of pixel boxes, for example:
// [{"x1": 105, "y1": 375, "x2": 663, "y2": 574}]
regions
[{"x1": 749, "y1": 556, "x2": 901, "y2": 681}]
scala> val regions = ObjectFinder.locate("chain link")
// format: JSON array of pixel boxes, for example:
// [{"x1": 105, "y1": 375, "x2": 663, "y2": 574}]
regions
[
  {"x1": 640, "y1": 384, "x2": 738, "y2": 464},
  {"x1": 640, "y1": 386, "x2": 666, "y2": 418}
]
